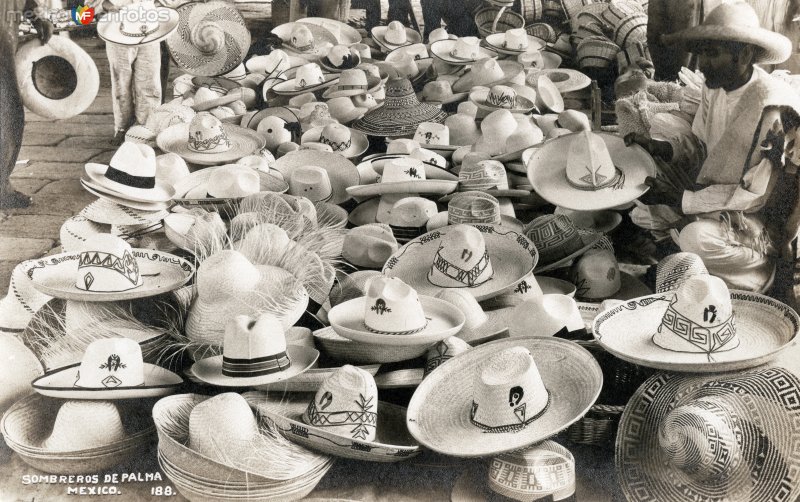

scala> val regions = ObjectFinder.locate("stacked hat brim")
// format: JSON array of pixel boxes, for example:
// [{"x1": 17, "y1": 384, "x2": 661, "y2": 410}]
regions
[
  {"x1": 313, "y1": 326, "x2": 432, "y2": 364},
  {"x1": 382, "y1": 224, "x2": 538, "y2": 301},
  {"x1": 535, "y1": 229, "x2": 603, "y2": 273},
  {"x1": 84, "y1": 164, "x2": 174, "y2": 203},
  {"x1": 594, "y1": 290, "x2": 799, "y2": 372},
  {"x1": 79, "y1": 199, "x2": 168, "y2": 226},
  {"x1": 31, "y1": 362, "x2": 183, "y2": 399},
  {"x1": 362, "y1": 155, "x2": 457, "y2": 179},
  {"x1": 527, "y1": 68, "x2": 592, "y2": 93},
  {"x1": 273, "y1": 150, "x2": 361, "y2": 205},
  {"x1": 469, "y1": 88, "x2": 536, "y2": 116},
  {"x1": 347, "y1": 179, "x2": 458, "y2": 199},
  {"x1": 248, "y1": 363, "x2": 382, "y2": 392},
  {"x1": 97, "y1": 7, "x2": 179, "y2": 46},
  {"x1": 271, "y1": 74, "x2": 340, "y2": 95},
  {"x1": 190, "y1": 345, "x2": 320, "y2": 387},
  {"x1": 452, "y1": 60, "x2": 524, "y2": 93},
  {"x1": 406, "y1": 336, "x2": 602, "y2": 457},
  {"x1": 157, "y1": 123, "x2": 266, "y2": 166},
  {"x1": 527, "y1": 132, "x2": 657, "y2": 211},
  {"x1": 483, "y1": 33, "x2": 545, "y2": 55},
  {"x1": 430, "y1": 39, "x2": 497, "y2": 65},
  {"x1": 1, "y1": 394, "x2": 156, "y2": 474},
  {"x1": 172, "y1": 166, "x2": 289, "y2": 210},
  {"x1": 553, "y1": 207, "x2": 623, "y2": 234},
  {"x1": 24, "y1": 249, "x2": 194, "y2": 302},
  {"x1": 298, "y1": 17, "x2": 362, "y2": 45},
  {"x1": 80, "y1": 178, "x2": 171, "y2": 212},
  {"x1": 153, "y1": 393, "x2": 333, "y2": 500},
  {"x1": 243, "y1": 392, "x2": 420, "y2": 462},
  {"x1": 300, "y1": 126, "x2": 369, "y2": 158},
  {"x1": 271, "y1": 22, "x2": 338, "y2": 58}
]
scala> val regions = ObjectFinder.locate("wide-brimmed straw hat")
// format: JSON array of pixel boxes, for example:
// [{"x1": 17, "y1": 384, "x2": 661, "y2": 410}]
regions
[
  {"x1": 662, "y1": 2, "x2": 792, "y2": 65},
  {"x1": 322, "y1": 68, "x2": 378, "y2": 98},
  {"x1": 594, "y1": 274, "x2": 799, "y2": 372},
  {"x1": 97, "y1": 0, "x2": 179, "y2": 46},
  {"x1": 526, "y1": 68, "x2": 592, "y2": 93},
  {"x1": 31, "y1": 337, "x2": 182, "y2": 399},
  {"x1": 271, "y1": 63, "x2": 339, "y2": 95},
  {"x1": 85, "y1": 142, "x2": 174, "y2": 203},
  {"x1": 319, "y1": 45, "x2": 362, "y2": 72},
  {"x1": 298, "y1": 17, "x2": 362, "y2": 45},
  {"x1": 191, "y1": 313, "x2": 319, "y2": 387},
  {"x1": 383, "y1": 223, "x2": 538, "y2": 301},
  {"x1": 244, "y1": 365, "x2": 420, "y2": 462},
  {"x1": 484, "y1": 28, "x2": 545, "y2": 55},
  {"x1": 430, "y1": 37, "x2": 497, "y2": 65},
  {"x1": 157, "y1": 112, "x2": 266, "y2": 166},
  {"x1": 347, "y1": 158, "x2": 457, "y2": 201},
  {"x1": 272, "y1": 22, "x2": 337, "y2": 58},
  {"x1": 527, "y1": 131, "x2": 656, "y2": 211},
  {"x1": 617, "y1": 367, "x2": 800, "y2": 502},
  {"x1": 406, "y1": 336, "x2": 602, "y2": 457},
  {"x1": 452, "y1": 58, "x2": 524, "y2": 93},
  {"x1": 172, "y1": 164, "x2": 288, "y2": 212},
  {"x1": 300, "y1": 123, "x2": 369, "y2": 159},
  {"x1": 26, "y1": 234, "x2": 194, "y2": 302},
  {"x1": 1, "y1": 394, "x2": 155, "y2": 474},
  {"x1": 571, "y1": 248, "x2": 652, "y2": 302},
  {"x1": 313, "y1": 326, "x2": 433, "y2": 364},
  {"x1": 469, "y1": 85, "x2": 536, "y2": 117},
  {"x1": 79, "y1": 198, "x2": 167, "y2": 227},
  {"x1": 328, "y1": 276, "x2": 465, "y2": 346},
  {"x1": 427, "y1": 191, "x2": 523, "y2": 232},
  {"x1": 352, "y1": 77, "x2": 448, "y2": 138},
  {"x1": 373, "y1": 336, "x2": 475, "y2": 389},
  {"x1": 371, "y1": 20, "x2": 422, "y2": 51},
  {"x1": 524, "y1": 214, "x2": 602, "y2": 273},
  {"x1": 655, "y1": 252, "x2": 708, "y2": 294},
  {"x1": 273, "y1": 149, "x2": 360, "y2": 205},
  {"x1": 165, "y1": 1, "x2": 250, "y2": 76}
]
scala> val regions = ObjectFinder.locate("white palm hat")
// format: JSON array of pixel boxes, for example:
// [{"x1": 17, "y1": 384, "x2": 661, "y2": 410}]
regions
[
  {"x1": 371, "y1": 20, "x2": 422, "y2": 52},
  {"x1": 97, "y1": 0, "x2": 179, "y2": 46},
  {"x1": 430, "y1": 37, "x2": 496, "y2": 65},
  {"x1": 484, "y1": 28, "x2": 545, "y2": 55},
  {"x1": 31, "y1": 337, "x2": 183, "y2": 399},
  {"x1": 406, "y1": 337, "x2": 602, "y2": 457},
  {"x1": 326, "y1": 97, "x2": 368, "y2": 124},
  {"x1": 271, "y1": 63, "x2": 339, "y2": 95},
  {"x1": 319, "y1": 44, "x2": 362, "y2": 72},
  {"x1": 342, "y1": 224, "x2": 399, "y2": 269},
  {"x1": 346, "y1": 157, "x2": 457, "y2": 199},
  {"x1": 191, "y1": 313, "x2": 319, "y2": 387},
  {"x1": 271, "y1": 22, "x2": 336, "y2": 58},
  {"x1": 287, "y1": 165, "x2": 333, "y2": 203},
  {"x1": 507, "y1": 294, "x2": 586, "y2": 338},
  {"x1": 84, "y1": 142, "x2": 174, "y2": 203},
  {"x1": 435, "y1": 289, "x2": 512, "y2": 345},
  {"x1": 157, "y1": 112, "x2": 266, "y2": 166},
  {"x1": 452, "y1": 58, "x2": 524, "y2": 93},
  {"x1": 594, "y1": 274, "x2": 799, "y2": 372},
  {"x1": 300, "y1": 123, "x2": 369, "y2": 159}
]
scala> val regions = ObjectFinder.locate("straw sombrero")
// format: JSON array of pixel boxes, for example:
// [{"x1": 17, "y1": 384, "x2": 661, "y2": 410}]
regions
[
  {"x1": 79, "y1": 199, "x2": 168, "y2": 226},
  {"x1": 273, "y1": 150, "x2": 360, "y2": 205},
  {"x1": 525, "y1": 214, "x2": 603, "y2": 273},
  {"x1": 617, "y1": 368, "x2": 800, "y2": 502},
  {"x1": 157, "y1": 114, "x2": 266, "y2": 166},
  {"x1": 313, "y1": 326, "x2": 433, "y2": 364},
  {"x1": 383, "y1": 223, "x2": 538, "y2": 301},
  {"x1": 172, "y1": 164, "x2": 288, "y2": 211},
  {"x1": 97, "y1": 2, "x2": 179, "y2": 46},
  {"x1": 79, "y1": 178, "x2": 171, "y2": 212},
  {"x1": 271, "y1": 22, "x2": 338, "y2": 58},
  {"x1": 594, "y1": 275, "x2": 799, "y2": 372},
  {"x1": 526, "y1": 68, "x2": 592, "y2": 93},
  {"x1": 430, "y1": 37, "x2": 497, "y2": 65},
  {"x1": 25, "y1": 238, "x2": 194, "y2": 302},
  {"x1": 372, "y1": 21, "x2": 422, "y2": 52},
  {"x1": 298, "y1": 17, "x2": 362, "y2": 45},
  {"x1": 300, "y1": 124, "x2": 369, "y2": 159},
  {"x1": 166, "y1": 1, "x2": 250, "y2": 77},
  {"x1": 31, "y1": 338, "x2": 182, "y2": 399},
  {"x1": 527, "y1": 131, "x2": 656, "y2": 211},
  {"x1": 352, "y1": 77, "x2": 448, "y2": 138},
  {"x1": 15, "y1": 37, "x2": 99, "y2": 120},
  {"x1": 406, "y1": 336, "x2": 602, "y2": 457}
]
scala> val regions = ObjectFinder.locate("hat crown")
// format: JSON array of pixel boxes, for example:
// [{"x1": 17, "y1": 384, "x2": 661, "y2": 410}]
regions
[
  {"x1": 303, "y1": 365, "x2": 378, "y2": 441},
  {"x1": 338, "y1": 68, "x2": 368, "y2": 88},
  {"x1": 364, "y1": 276, "x2": 427, "y2": 334},
  {"x1": 257, "y1": 115, "x2": 293, "y2": 150},
  {"x1": 424, "y1": 336, "x2": 470, "y2": 377},
  {"x1": 156, "y1": 153, "x2": 189, "y2": 185},
  {"x1": 472, "y1": 58, "x2": 504, "y2": 81},
  {"x1": 353, "y1": 93, "x2": 378, "y2": 109},
  {"x1": 509, "y1": 294, "x2": 583, "y2": 337},
  {"x1": 571, "y1": 248, "x2": 621, "y2": 300},
  {"x1": 108, "y1": 141, "x2": 157, "y2": 178},
  {"x1": 654, "y1": 274, "x2": 739, "y2": 354},
  {"x1": 414, "y1": 122, "x2": 449, "y2": 146},
  {"x1": 189, "y1": 393, "x2": 260, "y2": 461},
  {"x1": 487, "y1": 85, "x2": 517, "y2": 109},
  {"x1": 328, "y1": 45, "x2": 353, "y2": 67},
  {"x1": 429, "y1": 27, "x2": 449, "y2": 43},
  {"x1": 389, "y1": 197, "x2": 437, "y2": 226},
  {"x1": 384, "y1": 78, "x2": 417, "y2": 108},
  {"x1": 327, "y1": 97, "x2": 357, "y2": 115},
  {"x1": 237, "y1": 223, "x2": 293, "y2": 262},
  {"x1": 74, "y1": 337, "x2": 145, "y2": 388},
  {"x1": 422, "y1": 80, "x2": 454, "y2": 100},
  {"x1": 504, "y1": 28, "x2": 529, "y2": 50},
  {"x1": 381, "y1": 157, "x2": 427, "y2": 182},
  {"x1": 197, "y1": 250, "x2": 261, "y2": 300},
  {"x1": 435, "y1": 289, "x2": 488, "y2": 329},
  {"x1": 289, "y1": 165, "x2": 332, "y2": 202},
  {"x1": 656, "y1": 252, "x2": 709, "y2": 293},
  {"x1": 410, "y1": 147, "x2": 446, "y2": 168},
  {"x1": 704, "y1": 2, "x2": 760, "y2": 29},
  {"x1": 42, "y1": 401, "x2": 126, "y2": 450},
  {"x1": 76, "y1": 234, "x2": 142, "y2": 292},
  {"x1": 118, "y1": 0, "x2": 160, "y2": 37},
  {"x1": 566, "y1": 131, "x2": 618, "y2": 189},
  {"x1": 428, "y1": 224, "x2": 494, "y2": 288},
  {"x1": 290, "y1": 24, "x2": 315, "y2": 50},
  {"x1": 481, "y1": 109, "x2": 518, "y2": 140},
  {"x1": 524, "y1": 214, "x2": 584, "y2": 263},
  {"x1": 207, "y1": 165, "x2": 260, "y2": 198},
  {"x1": 222, "y1": 313, "x2": 290, "y2": 377},
  {"x1": 296, "y1": 63, "x2": 325, "y2": 89},
  {"x1": 518, "y1": 50, "x2": 545, "y2": 68},
  {"x1": 387, "y1": 138, "x2": 420, "y2": 155},
  {"x1": 448, "y1": 191, "x2": 502, "y2": 225},
  {"x1": 659, "y1": 400, "x2": 741, "y2": 482},
  {"x1": 385, "y1": 20, "x2": 408, "y2": 45},
  {"x1": 319, "y1": 123, "x2": 353, "y2": 152},
  {"x1": 460, "y1": 159, "x2": 508, "y2": 190},
  {"x1": 452, "y1": 37, "x2": 480, "y2": 59},
  {"x1": 343, "y1": 224, "x2": 398, "y2": 268},
  {"x1": 188, "y1": 112, "x2": 232, "y2": 154},
  {"x1": 191, "y1": 20, "x2": 225, "y2": 55},
  {"x1": 471, "y1": 346, "x2": 549, "y2": 432}
]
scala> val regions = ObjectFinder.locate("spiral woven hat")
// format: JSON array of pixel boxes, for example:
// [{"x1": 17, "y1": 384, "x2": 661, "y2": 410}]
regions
[
  {"x1": 617, "y1": 368, "x2": 800, "y2": 502},
  {"x1": 166, "y1": 1, "x2": 251, "y2": 77},
  {"x1": 351, "y1": 77, "x2": 448, "y2": 138}
]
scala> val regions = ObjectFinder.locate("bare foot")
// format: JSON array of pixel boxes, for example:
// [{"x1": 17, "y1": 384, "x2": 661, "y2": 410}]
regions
[{"x1": 0, "y1": 189, "x2": 32, "y2": 209}]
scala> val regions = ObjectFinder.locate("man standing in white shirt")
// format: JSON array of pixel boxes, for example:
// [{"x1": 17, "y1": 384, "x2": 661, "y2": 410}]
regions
[{"x1": 627, "y1": 2, "x2": 800, "y2": 293}]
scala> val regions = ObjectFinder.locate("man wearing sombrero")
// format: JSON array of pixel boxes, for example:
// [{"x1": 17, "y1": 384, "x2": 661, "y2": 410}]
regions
[{"x1": 626, "y1": 1, "x2": 800, "y2": 294}]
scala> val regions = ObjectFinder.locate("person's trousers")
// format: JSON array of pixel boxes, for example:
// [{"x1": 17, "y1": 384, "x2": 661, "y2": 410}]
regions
[
  {"x1": 0, "y1": 25, "x2": 24, "y2": 189},
  {"x1": 678, "y1": 216, "x2": 775, "y2": 293},
  {"x1": 106, "y1": 41, "x2": 162, "y2": 132}
]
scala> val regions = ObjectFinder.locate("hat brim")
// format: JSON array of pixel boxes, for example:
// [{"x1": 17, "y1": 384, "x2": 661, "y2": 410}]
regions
[
  {"x1": 382, "y1": 223, "x2": 538, "y2": 302},
  {"x1": 300, "y1": 127, "x2": 369, "y2": 158},
  {"x1": 298, "y1": 17, "x2": 362, "y2": 45},
  {"x1": 470, "y1": 89, "x2": 537, "y2": 117},
  {"x1": 31, "y1": 362, "x2": 183, "y2": 399},
  {"x1": 273, "y1": 150, "x2": 360, "y2": 205},
  {"x1": 352, "y1": 104, "x2": 448, "y2": 138},
  {"x1": 406, "y1": 336, "x2": 602, "y2": 457},
  {"x1": 157, "y1": 123, "x2": 267, "y2": 166},
  {"x1": 79, "y1": 179, "x2": 171, "y2": 212},
  {"x1": 430, "y1": 39, "x2": 498, "y2": 65},
  {"x1": 97, "y1": 8, "x2": 179, "y2": 46},
  {"x1": 371, "y1": 27, "x2": 423, "y2": 52},
  {"x1": 166, "y1": 2, "x2": 250, "y2": 77},
  {"x1": 319, "y1": 53, "x2": 363, "y2": 73},
  {"x1": 438, "y1": 189, "x2": 531, "y2": 203},
  {"x1": 374, "y1": 368, "x2": 424, "y2": 389},
  {"x1": 662, "y1": 25, "x2": 792, "y2": 65},
  {"x1": 484, "y1": 33, "x2": 545, "y2": 55},
  {"x1": 172, "y1": 166, "x2": 289, "y2": 204},
  {"x1": 553, "y1": 207, "x2": 623, "y2": 234},
  {"x1": 527, "y1": 68, "x2": 592, "y2": 93},
  {"x1": 316, "y1": 201, "x2": 348, "y2": 229},
  {"x1": 313, "y1": 326, "x2": 431, "y2": 363},
  {"x1": 84, "y1": 164, "x2": 175, "y2": 203},
  {"x1": 241, "y1": 106, "x2": 300, "y2": 131},
  {"x1": 271, "y1": 22, "x2": 339, "y2": 53},
  {"x1": 192, "y1": 76, "x2": 241, "y2": 93},
  {"x1": 271, "y1": 74, "x2": 340, "y2": 96},
  {"x1": 535, "y1": 230, "x2": 603, "y2": 273},
  {"x1": 347, "y1": 180, "x2": 457, "y2": 198},
  {"x1": 575, "y1": 271, "x2": 652, "y2": 302},
  {"x1": 192, "y1": 89, "x2": 252, "y2": 113},
  {"x1": 249, "y1": 363, "x2": 381, "y2": 392},
  {"x1": 25, "y1": 249, "x2": 194, "y2": 302},
  {"x1": 527, "y1": 132, "x2": 657, "y2": 211},
  {"x1": 594, "y1": 291, "x2": 799, "y2": 372},
  {"x1": 244, "y1": 392, "x2": 420, "y2": 462},
  {"x1": 365, "y1": 155, "x2": 455, "y2": 179},
  {"x1": 329, "y1": 295, "x2": 465, "y2": 346},
  {"x1": 190, "y1": 345, "x2": 320, "y2": 387},
  {"x1": 425, "y1": 212, "x2": 523, "y2": 233},
  {"x1": 452, "y1": 60, "x2": 524, "y2": 93}
]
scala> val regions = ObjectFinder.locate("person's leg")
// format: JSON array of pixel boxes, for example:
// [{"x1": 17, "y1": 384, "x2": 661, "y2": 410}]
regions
[
  {"x1": 678, "y1": 218, "x2": 776, "y2": 292},
  {"x1": 361, "y1": 0, "x2": 381, "y2": 32},
  {"x1": 160, "y1": 41, "x2": 170, "y2": 103},
  {"x1": 0, "y1": 29, "x2": 31, "y2": 209},
  {"x1": 132, "y1": 42, "x2": 162, "y2": 127},
  {"x1": 420, "y1": 0, "x2": 443, "y2": 41},
  {"x1": 106, "y1": 42, "x2": 136, "y2": 145}
]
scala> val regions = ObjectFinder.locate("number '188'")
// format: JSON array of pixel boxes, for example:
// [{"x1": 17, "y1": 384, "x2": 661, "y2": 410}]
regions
[{"x1": 150, "y1": 486, "x2": 175, "y2": 496}]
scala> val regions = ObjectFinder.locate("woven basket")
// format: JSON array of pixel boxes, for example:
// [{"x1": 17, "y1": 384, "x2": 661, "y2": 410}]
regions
[
  {"x1": 601, "y1": 0, "x2": 643, "y2": 25},
  {"x1": 613, "y1": 12, "x2": 647, "y2": 48},
  {"x1": 520, "y1": 0, "x2": 545, "y2": 23},
  {"x1": 542, "y1": 0, "x2": 565, "y2": 20},
  {"x1": 475, "y1": 7, "x2": 526, "y2": 38},
  {"x1": 526, "y1": 22, "x2": 558, "y2": 43},
  {"x1": 576, "y1": 36, "x2": 620, "y2": 69},
  {"x1": 487, "y1": 0, "x2": 516, "y2": 7},
  {"x1": 571, "y1": 22, "x2": 606, "y2": 46},
  {"x1": 560, "y1": 0, "x2": 597, "y2": 20},
  {"x1": 571, "y1": 3, "x2": 610, "y2": 32}
]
